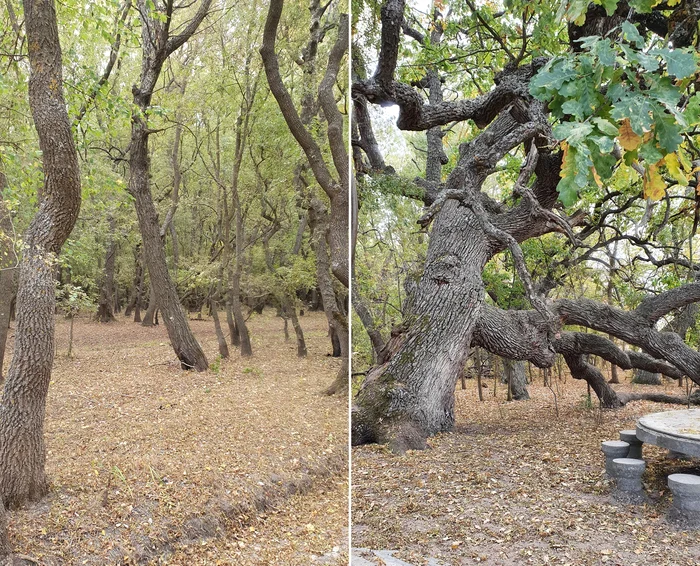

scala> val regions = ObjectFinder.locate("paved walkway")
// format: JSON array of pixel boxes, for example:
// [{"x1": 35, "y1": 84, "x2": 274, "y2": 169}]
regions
[{"x1": 351, "y1": 548, "x2": 444, "y2": 566}]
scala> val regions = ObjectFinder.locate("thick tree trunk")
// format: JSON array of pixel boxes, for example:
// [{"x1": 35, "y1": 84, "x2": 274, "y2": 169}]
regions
[
  {"x1": 502, "y1": 358, "x2": 529, "y2": 401},
  {"x1": 0, "y1": 0, "x2": 81, "y2": 515},
  {"x1": 96, "y1": 215, "x2": 117, "y2": 323},
  {"x1": 353, "y1": 201, "x2": 488, "y2": 451}
]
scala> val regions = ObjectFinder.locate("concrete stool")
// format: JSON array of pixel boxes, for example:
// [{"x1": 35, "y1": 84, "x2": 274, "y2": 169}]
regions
[
  {"x1": 602, "y1": 440, "x2": 630, "y2": 476},
  {"x1": 668, "y1": 474, "x2": 700, "y2": 525},
  {"x1": 612, "y1": 458, "x2": 646, "y2": 503},
  {"x1": 619, "y1": 430, "x2": 643, "y2": 459}
]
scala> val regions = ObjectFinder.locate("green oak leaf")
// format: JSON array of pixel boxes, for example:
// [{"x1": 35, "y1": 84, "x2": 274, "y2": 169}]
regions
[
  {"x1": 592, "y1": 117, "x2": 619, "y2": 136},
  {"x1": 652, "y1": 48, "x2": 697, "y2": 79},
  {"x1": 552, "y1": 122, "x2": 594, "y2": 145},
  {"x1": 653, "y1": 111, "x2": 683, "y2": 153},
  {"x1": 621, "y1": 21, "x2": 644, "y2": 49}
]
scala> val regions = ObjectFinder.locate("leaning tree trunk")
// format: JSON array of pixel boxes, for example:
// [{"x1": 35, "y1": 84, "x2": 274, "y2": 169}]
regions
[
  {"x1": 130, "y1": 174, "x2": 206, "y2": 370},
  {"x1": 211, "y1": 298, "x2": 229, "y2": 359},
  {"x1": 0, "y1": 0, "x2": 81, "y2": 514},
  {"x1": 128, "y1": 0, "x2": 209, "y2": 371},
  {"x1": 96, "y1": 215, "x2": 117, "y2": 322},
  {"x1": 353, "y1": 200, "x2": 488, "y2": 451},
  {"x1": 284, "y1": 299, "x2": 307, "y2": 358},
  {"x1": 502, "y1": 358, "x2": 530, "y2": 401}
]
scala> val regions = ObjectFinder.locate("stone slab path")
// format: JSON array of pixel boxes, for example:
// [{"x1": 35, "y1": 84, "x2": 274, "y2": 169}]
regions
[{"x1": 351, "y1": 548, "x2": 445, "y2": 565}]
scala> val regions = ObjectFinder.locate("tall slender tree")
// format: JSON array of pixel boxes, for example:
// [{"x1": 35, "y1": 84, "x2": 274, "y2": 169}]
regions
[
  {"x1": 261, "y1": 0, "x2": 350, "y2": 393},
  {"x1": 128, "y1": 0, "x2": 212, "y2": 370}
]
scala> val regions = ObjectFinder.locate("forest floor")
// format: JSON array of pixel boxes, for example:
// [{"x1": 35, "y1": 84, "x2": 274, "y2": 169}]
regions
[
  {"x1": 3, "y1": 310, "x2": 348, "y2": 565},
  {"x1": 353, "y1": 372, "x2": 700, "y2": 566}
]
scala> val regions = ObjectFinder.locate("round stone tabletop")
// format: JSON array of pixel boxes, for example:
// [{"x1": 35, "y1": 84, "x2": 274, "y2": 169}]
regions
[{"x1": 636, "y1": 409, "x2": 700, "y2": 458}]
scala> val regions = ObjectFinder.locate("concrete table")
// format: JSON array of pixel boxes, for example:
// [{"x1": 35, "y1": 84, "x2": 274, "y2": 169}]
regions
[{"x1": 636, "y1": 409, "x2": 700, "y2": 458}]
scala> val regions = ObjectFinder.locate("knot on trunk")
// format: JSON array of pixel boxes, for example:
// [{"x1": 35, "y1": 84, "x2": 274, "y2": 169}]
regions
[{"x1": 425, "y1": 253, "x2": 461, "y2": 287}]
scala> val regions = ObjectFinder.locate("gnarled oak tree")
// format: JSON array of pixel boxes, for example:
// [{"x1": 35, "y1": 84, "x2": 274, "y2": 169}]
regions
[{"x1": 352, "y1": 0, "x2": 700, "y2": 452}]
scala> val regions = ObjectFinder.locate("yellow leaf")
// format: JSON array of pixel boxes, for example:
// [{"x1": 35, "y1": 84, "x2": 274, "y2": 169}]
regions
[
  {"x1": 643, "y1": 163, "x2": 666, "y2": 200},
  {"x1": 592, "y1": 166, "x2": 603, "y2": 188},
  {"x1": 664, "y1": 153, "x2": 688, "y2": 186},
  {"x1": 560, "y1": 141, "x2": 572, "y2": 179},
  {"x1": 618, "y1": 118, "x2": 642, "y2": 151},
  {"x1": 678, "y1": 148, "x2": 693, "y2": 172}
]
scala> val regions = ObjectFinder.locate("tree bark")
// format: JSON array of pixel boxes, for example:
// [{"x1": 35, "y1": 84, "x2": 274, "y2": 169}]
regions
[
  {"x1": 353, "y1": 199, "x2": 488, "y2": 451},
  {"x1": 564, "y1": 353, "x2": 622, "y2": 408},
  {"x1": 228, "y1": 197, "x2": 252, "y2": 357},
  {"x1": 225, "y1": 299, "x2": 239, "y2": 346},
  {"x1": 0, "y1": 0, "x2": 81, "y2": 513}
]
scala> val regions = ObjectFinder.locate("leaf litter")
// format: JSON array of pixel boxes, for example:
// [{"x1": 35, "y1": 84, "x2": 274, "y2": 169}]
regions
[
  {"x1": 352, "y1": 373, "x2": 700, "y2": 565},
  {"x1": 3, "y1": 311, "x2": 348, "y2": 565}
]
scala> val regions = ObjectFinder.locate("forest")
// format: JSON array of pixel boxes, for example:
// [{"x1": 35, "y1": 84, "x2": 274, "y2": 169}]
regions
[
  {"x1": 351, "y1": 0, "x2": 700, "y2": 564},
  {"x1": 0, "y1": 0, "x2": 348, "y2": 563}
]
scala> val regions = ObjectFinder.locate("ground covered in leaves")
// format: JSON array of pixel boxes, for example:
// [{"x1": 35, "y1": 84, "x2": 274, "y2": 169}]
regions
[
  {"x1": 353, "y1": 373, "x2": 700, "y2": 565},
  {"x1": 3, "y1": 310, "x2": 348, "y2": 565}
]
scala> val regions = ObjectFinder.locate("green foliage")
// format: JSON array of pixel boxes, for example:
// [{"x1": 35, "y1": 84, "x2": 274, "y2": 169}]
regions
[
  {"x1": 532, "y1": 8, "x2": 700, "y2": 205},
  {"x1": 56, "y1": 283, "x2": 95, "y2": 317}
]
